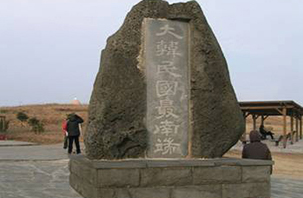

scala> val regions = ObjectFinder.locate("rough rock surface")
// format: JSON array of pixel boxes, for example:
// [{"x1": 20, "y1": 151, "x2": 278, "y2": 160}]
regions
[{"x1": 84, "y1": 0, "x2": 245, "y2": 160}]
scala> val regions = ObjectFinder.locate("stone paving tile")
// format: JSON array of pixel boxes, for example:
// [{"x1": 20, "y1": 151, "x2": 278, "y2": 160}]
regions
[
  {"x1": 0, "y1": 160, "x2": 82, "y2": 198},
  {"x1": 0, "y1": 143, "x2": 84, "y2": 161},
  {"x1": 271, "y1": 177, "x2": 303, "y2": 198}
]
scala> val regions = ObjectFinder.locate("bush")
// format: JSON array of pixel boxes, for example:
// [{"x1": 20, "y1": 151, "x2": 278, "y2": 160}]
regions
[
  {"x1": 28, "y1": 117, "x2": 44, "y2": 134},
  {"x1": 16, "y1": 112, "x2": 29, "y2": 126}
]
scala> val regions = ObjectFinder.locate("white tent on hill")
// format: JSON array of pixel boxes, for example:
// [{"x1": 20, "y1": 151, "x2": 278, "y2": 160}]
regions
[{"x1": 71, "y1": 97, "x2": 81, "y2": 105}]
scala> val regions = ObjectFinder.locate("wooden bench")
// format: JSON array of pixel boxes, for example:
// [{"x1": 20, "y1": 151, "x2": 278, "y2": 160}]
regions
[
  {"x1": 260, "y1": 130, "x2": 275, "y2": 140},
  {"x1": 289, "y1": 131, "x2": 298, "y2": 144},
  {"x1": 275, "y1": 135, "x2": 284, "y2": 146},
  {"x1": 275, "y1": 131, "x2": 298, "y2": 146}
]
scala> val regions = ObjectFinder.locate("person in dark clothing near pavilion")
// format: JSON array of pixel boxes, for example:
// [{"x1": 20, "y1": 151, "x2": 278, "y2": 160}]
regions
[
  {"x1": 259, "y1": 124, "x2": 274, "y2": 140},
  {"x1": 242, "y1": 130, "x2": 273, "y2": 174},
  {"x1": 66, "y1": 113, "x2": 84, "y2": 154}
]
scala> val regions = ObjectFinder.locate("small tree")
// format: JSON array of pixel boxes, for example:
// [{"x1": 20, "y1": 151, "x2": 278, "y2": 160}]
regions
[
  {"x1": 16, "y1": 112, "x2": 29, "y2": 127},
  {"x1": 28, "y1": 117, "x2": 44, "y2": 134},
  {"x1": 0, "y1": 119, "x2": 9, "y2": 132}
]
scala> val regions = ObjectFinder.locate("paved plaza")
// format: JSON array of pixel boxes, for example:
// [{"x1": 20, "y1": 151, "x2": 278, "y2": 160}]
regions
[
  {"x1": 0, "y1": 141, "x2": 82, "y2": 198},
  {"x1": 0, "y1": 160, "x2": 81, "y2": 198},
  {"x1": 0, "y1": 140, "x2": 302, "y2": 198}
]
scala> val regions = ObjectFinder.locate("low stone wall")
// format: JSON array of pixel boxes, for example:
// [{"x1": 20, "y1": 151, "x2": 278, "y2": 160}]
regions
[{"x1": 69, "y1": 156, "x2": 273, "y2": 198}]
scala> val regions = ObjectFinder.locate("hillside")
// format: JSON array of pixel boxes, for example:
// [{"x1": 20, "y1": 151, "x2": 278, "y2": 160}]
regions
[
  {"x1": 0, "y1": 104, "x2": 88, "y2": 144},
  {"x1": 0, "y1": 103, "x2": 293, "y2": 144}
]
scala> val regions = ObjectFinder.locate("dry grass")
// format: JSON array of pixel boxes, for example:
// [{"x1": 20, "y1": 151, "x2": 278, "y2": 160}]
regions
[
  {"x1": 0, "y1": 104, "x2": 88, "y2": 144},
  {"x1": 0, "y1": 103, "x2": 292, "y2": 144}
]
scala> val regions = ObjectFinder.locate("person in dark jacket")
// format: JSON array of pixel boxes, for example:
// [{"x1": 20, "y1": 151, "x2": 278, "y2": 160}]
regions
[
  {"x1": 259, "y1": 124, "x2": 274, "y2": 140},
  {"x1": 242, "y1": 130, "x2": 273, "y2": 173},
  {"x1": 66, "y1": 113, "x2": 84, "y2": 154}
]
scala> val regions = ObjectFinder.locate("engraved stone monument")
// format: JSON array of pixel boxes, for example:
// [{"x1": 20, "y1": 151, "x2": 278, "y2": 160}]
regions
[
  {"x1": 84, "y1": 0, "x2": 245, "y2": 160},
  {"x1": 70, "y1": 1, "x2": 273, "y2": 197}
]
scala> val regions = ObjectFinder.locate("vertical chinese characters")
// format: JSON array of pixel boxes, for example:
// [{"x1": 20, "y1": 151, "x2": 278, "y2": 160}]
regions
[
  {"x1": 146, "y1": 19, "x2": 189, "y2": 158},
  {"x1": 153, "y1": 23, "x2": 184, "y2": 156}
]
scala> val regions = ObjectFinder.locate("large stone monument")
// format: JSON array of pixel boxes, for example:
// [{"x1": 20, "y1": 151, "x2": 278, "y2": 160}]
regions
[
  {"x1": 85, "y1": 0, "x2": 244, "y2": 160},
  {"x1": 70, "y1": 1, "x2": 273, "y2": 198}
]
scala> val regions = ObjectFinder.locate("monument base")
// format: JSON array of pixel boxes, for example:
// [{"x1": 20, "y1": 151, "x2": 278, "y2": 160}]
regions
[{"x1": 69, "y1": 156, "x2": 273, "y2": 198}]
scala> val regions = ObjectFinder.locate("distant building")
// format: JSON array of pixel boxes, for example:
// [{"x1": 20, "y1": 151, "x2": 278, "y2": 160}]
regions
[{"x1": 71, "y1": 97, "x2": 81, "y2": 105}]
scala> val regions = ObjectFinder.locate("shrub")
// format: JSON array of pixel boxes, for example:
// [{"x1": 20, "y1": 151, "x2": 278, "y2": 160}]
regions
[
  {"x1": 16, "y1": 112, "x2": 29, "y2": 126},
  {"x1": 28, "y1": 117, "x2": 44, "y2": 134}
]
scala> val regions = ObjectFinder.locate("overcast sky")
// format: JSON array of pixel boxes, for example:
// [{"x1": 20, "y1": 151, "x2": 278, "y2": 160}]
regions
[{"x1": 1, "y1": 0, "x2": 303, "y2": 106}]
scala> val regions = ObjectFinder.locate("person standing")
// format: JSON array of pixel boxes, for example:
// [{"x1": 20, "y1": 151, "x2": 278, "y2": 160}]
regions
[
  {"x1": 242, "y1": 130, "x2": 273, "y2": 174},
  {"x1": 66, "y1": 113, "x2": 84, "y2": 154}
]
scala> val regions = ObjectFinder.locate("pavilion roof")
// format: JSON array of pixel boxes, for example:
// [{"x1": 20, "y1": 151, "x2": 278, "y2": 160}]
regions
[{"x1": 239, "y1": 100, "x2": 303, "y2": 117}]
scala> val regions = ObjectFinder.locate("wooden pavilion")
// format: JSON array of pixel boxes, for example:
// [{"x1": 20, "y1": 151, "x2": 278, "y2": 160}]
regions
[{"x1": 239, "y1": 101, "x2": 303, "y2": 148}]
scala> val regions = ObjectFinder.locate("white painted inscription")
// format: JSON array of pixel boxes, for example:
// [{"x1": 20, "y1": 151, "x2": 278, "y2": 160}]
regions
[{"x1": 145, "y1": 19, "x2": 189, "y2": 158}]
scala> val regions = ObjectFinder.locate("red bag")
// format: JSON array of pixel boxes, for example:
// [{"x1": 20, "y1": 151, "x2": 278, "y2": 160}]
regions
[{"x1": 62, "y1": 120, "x2": 67, "y2": 135}]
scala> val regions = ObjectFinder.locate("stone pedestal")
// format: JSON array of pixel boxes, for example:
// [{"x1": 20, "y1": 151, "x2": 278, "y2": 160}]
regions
[{"x1": 69, "y1": 156, "x2": 273, "y2": 198}]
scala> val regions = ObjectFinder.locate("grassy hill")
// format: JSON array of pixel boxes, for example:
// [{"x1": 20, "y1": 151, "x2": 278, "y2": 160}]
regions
[
  {"x1": 0, "y1": 103, "x2": 292, "y2": 144},
  {"x1": 0, "y1": 104, "x2": 88, "y2": 144}
]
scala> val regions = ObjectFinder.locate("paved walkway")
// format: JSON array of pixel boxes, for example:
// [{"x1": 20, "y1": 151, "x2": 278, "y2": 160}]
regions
[
  {"x1": 0, "y1": 143, "x2": 69, "y2": 161},
  {"x1": 0, "y1": 141, "x2": 82, "y2": 198},
  {"x1": 0, "y1": 140, "x2": 37, "y2": 147},
  {"x1": 0, "y1": 160, "x2": 82, "y2": 198},
  {"x1": 0, "y1": 141, "x2": 302, "y2": 198},
  {"x1": 271, "y1": 177, "x2": 303, "y2": 198}
]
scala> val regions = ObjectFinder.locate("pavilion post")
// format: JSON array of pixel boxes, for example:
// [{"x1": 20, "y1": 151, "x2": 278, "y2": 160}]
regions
[
  {"x1": 290, "y1": 114, "x2": 294, "y2": 144},
  {"x1": 242, "y1": 114, "x2": 247, "y2": 142},
  {"x1": 296, "y1": 115, "x2": 299, "y2": 142},
  {"x1": 261, "y1": 115, "x2": 264, "y2": 125},
  {"x1": 252, "y1": 114, "x2": 257, "y2": 131},
  {"x1": 300, "y1": 116, "x2": 302, "y2": 140},
  {"x1": 283, "y1": 107, "x2": 287, "y2": 148}
]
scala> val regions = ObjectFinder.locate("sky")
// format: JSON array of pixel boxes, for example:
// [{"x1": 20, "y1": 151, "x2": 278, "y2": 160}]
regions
[{"x1": 1, "y1": 0, "x2": 303, "y2": 106}]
